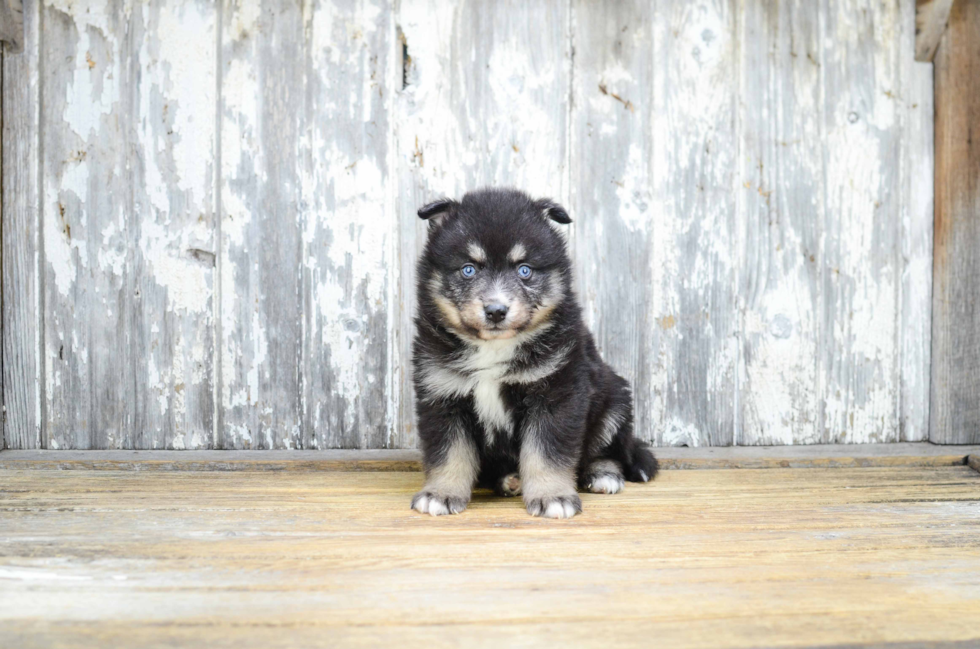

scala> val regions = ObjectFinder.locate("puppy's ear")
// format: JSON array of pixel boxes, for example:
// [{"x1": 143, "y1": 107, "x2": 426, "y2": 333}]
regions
[
  {"x1": 417, "y1": 198, "x2": 459, "y2": 228},
  {"x1": 534, "y1": 199, "x2": 572, "y2": 224}
]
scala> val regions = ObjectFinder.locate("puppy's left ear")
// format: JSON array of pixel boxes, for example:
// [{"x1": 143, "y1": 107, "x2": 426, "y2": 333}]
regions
[
  {"x1": 418, "y1": 198, "x2": 460, "y2": 228},
  {"x1": 534, "y1": 199, "x2": 572, "y2": 224}
]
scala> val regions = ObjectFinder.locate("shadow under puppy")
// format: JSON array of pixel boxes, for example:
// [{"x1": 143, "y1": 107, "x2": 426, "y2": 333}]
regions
[{"x1": 412, "y1": 188, "x2": 658, "y2": 519}]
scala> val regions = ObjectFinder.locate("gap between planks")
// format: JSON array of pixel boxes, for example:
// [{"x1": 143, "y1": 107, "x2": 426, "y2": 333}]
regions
[{"x1": 0, "y1": 443, "x2": 978, "y2": 473}]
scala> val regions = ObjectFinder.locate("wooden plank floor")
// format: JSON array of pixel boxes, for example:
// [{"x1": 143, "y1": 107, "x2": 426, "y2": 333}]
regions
[{"x1": 1, "y1": 465, "x2": 979, "y2": 648}]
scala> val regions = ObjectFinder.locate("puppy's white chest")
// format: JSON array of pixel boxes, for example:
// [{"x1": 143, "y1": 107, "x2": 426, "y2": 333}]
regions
[
  {"x1": 472, "y1": 374, "x2": 511, "y2": 440},
  {"x1": 463, "y1": 342, "x2": 516, "y2": 443}
]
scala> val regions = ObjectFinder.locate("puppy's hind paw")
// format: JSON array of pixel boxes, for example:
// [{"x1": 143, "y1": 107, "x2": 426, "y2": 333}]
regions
[
  {"x1": 587, "y1": 473, "x2": 624, "y2": 494},
  {"x1": 525, "y1": 494, "x2": 582, "y2": 519},
  {"x1": 582, "y1": 459, "x2": 625, "y2": 494},
  {"x1": 411, "y1": 491, "x2": 468, "y2": 516},
  {"x1": 494, "y1": 473, "x2": 522, "y2": 497}
]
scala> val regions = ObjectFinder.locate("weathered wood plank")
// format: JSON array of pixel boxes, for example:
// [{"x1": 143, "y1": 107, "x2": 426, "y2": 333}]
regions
[
  {"x1": 901, "y1": 0, "x2": 934, "y2": 441},
  {"x1": 914, "y1": 0, "x2": 954, "y2": 62},
  {"x1": 819, "y1": 0, "x2": 906, "y2": 443},
  {"x1": 39, "y1": 0, "x2": 216, "y2": 450},
  {"x1": 300, "y1": 0, "x2": 395, "y2": 449},
  {"x1": 738, "y1": 0, "x2": 823, "y2": 445},
  {"x1": 651, "y1": 0, "x2": 738, "y2": 446},
  {"x1": 569, "y1": 1, "x2": 659, "y2": 444},
  {"x1": 1, "y1": 467, "x2": 979, "y2": 647},
  {"x1": 1, "y1": 0, "x2": 39, "y2": 449},
  {"x1": 739, "y1": 0, "x2": 930, "y2": 445},
  {"x1": 931, "y1": 0, "x2": 980, "y2": 444},
  {"x1": 220, "y1": 0, "x2": 394, "y2": 450},
  {"x1": 393, "y1": 0, "x2": 570, "y2": 448},
  {"x1": 219, "y1": 0, "x2": 306, "y2": 449},
  {"x1": 2, "y1": 443, "x2": 978, "y2": 472}
]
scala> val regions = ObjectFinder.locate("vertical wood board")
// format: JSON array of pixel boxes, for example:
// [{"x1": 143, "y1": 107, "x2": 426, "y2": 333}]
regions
[
  {"x1": 930, "y1": 0, "x2": 980, "y2": 444},
  {"x1": 2, "y1": 0, "x2": 40, "y2": 449},
  {"x1": 219, "y1": 0, "x2": 394, "y2": 449},
  {"x1": 654, "y1": 0, "x2": 739, "y2": 446},
  {"x1": 901, "y1": 1, "x2": 934, "y2": 442},
  {"x1": 738, "y1": 0, "x2": 824, "y2": 445},
  {"x1": 39, "y1": 0, "x2": 216, "y2": 449},
  {"x1": 818, "y1": 0, "x2": 906, "y2": 443}
]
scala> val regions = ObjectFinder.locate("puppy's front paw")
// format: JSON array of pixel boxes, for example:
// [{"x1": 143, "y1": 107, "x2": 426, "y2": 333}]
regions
[
  {"x1": 411, "y1": 491, "x2": 468, "y2": 516},
  {"x1": 495, "y1": 473, "x2": 522, "y2": 497},
  {"x1": 525, "y1": 494, "x2": 582, "y2": 519}
]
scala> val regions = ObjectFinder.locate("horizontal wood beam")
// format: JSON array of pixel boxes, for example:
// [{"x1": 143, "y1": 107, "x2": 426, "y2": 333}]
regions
[
  {"x1": 2, "y1": 443, "x2": 979, "y2": 472},
  {"x1": 931, "y1": 0, "x2": 980, "y2": 444},
  {"x1": 915, "y1": 0, "x2": 955, "y2": 62}
]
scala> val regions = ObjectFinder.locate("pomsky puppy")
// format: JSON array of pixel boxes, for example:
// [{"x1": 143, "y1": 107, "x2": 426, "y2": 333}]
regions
[{"x1": 411, "y1": 188, "x2": 658, "y2": 519}]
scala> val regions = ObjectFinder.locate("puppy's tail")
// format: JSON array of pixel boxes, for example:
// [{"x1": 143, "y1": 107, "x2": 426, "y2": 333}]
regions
[{"x1": 623, "y1": 438, "x2": 659, "y2": 483}]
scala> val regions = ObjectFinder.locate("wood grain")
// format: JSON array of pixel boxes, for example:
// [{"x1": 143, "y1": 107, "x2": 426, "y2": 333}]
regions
[
  {"x1": 819, "y1": 0, "x2": 908, "y2": 443},
  {"x1": 738, "y1": 0, "x2": 824, "y2": 444},
  {"x1": 655, "y1": 0, "x2": 738, "y2": 446},
  {"x1": 1, "y1": 467, "x2": 978, "y2": 648},
  {"x1": 39, "y1": 0, "x2": 217, "y2": 449},
  {"x1": 1, "y1": 0, "x2": 39, "y2": 449},
  {"x1": 739, "y1": 0, "x2": 932, "y2": 445},
  {"x1": 219, "y1": 0, "x2": 395, "y2": 450},
  {"x1": 299, "y1": 0, "x2": 395, "y2": 450},
  {"x1": 219, "y1": 0, "x2": 306, "y2": 450},
  {"x1": 931, "y1": 0, "x2": 980, "y2": 445}
]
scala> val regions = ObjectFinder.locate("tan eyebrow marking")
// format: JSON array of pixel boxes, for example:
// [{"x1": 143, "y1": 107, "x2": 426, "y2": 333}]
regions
[
  {"x1": 507, "y1": 243, "x2": 527, "y2": 263},
  {"x1": 467, "y1": 243, "x2": 487, "y2": 263}
]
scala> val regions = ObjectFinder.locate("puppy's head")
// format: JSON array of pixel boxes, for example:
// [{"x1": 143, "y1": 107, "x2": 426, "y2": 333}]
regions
[{"x1": 418, "y1": 188, "x2": 571, "y2": 341}]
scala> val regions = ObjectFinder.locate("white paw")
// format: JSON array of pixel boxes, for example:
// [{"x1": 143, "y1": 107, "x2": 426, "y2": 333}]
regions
[
  {"x1": 411, "y1": 491, "x2": 468, "y2": 516},
  {"x1": 497, "y1": 473, "x2": 522, "y2": 497},
  {"x1": 588, "y1": 473, "x2": 624, "y2": 494},
  {"x1": 525, "y1": 494, "x2": 582, "y2": 519}
]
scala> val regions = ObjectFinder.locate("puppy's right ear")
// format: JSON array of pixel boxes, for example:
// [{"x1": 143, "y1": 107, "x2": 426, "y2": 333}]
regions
[{"x1": 417, "y1": 198, "x2": 459, "y2": 228}]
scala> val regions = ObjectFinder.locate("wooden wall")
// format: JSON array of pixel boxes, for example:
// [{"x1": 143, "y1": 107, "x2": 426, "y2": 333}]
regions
[{"x1": 2, "y1": 0, "x2": 934, "y2": 449}]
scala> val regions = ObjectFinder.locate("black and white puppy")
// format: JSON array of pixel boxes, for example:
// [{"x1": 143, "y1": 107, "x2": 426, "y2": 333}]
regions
[{"x1": 411, "y1": 188, "x2": 658, "y2": 519}]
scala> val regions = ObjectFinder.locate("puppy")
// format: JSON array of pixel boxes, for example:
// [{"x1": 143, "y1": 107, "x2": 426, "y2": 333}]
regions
[{"x1": 411, "y1": 188, "x2": 658, "y2": 519}]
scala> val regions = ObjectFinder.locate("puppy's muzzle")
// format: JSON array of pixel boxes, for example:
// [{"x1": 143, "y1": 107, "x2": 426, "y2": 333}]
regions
[{"x1": 484, "y1": 303, "x2": 508, "y2": 324}]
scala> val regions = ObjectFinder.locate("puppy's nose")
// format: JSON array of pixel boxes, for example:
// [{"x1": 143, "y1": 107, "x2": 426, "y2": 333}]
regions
[{"x1": 484, "y1": 303, "x2": 508, "y2": 323}]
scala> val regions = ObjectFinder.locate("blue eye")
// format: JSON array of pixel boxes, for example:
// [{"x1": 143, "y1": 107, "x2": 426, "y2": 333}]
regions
[
  {"x1": 461, "y1": 264, "x2": 477, "y2": 278},
  {"x1": 517, "y1": 265, "x2": 532, "y2": 279}
]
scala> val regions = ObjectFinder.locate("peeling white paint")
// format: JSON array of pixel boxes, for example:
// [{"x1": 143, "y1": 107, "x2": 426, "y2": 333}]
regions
[{"x1": 20, "y1": 0, "x2": 933, "y2": 451}]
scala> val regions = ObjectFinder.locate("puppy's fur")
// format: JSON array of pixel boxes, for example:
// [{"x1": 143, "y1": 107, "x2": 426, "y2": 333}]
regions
[{"x1": 411, "y1": 188, "x2": 658, "y2": 519}]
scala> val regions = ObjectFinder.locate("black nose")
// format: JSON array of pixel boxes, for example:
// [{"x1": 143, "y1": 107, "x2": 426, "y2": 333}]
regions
[{"x1": 484, "y1": 303, "x2": 508, "y2": 323}]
